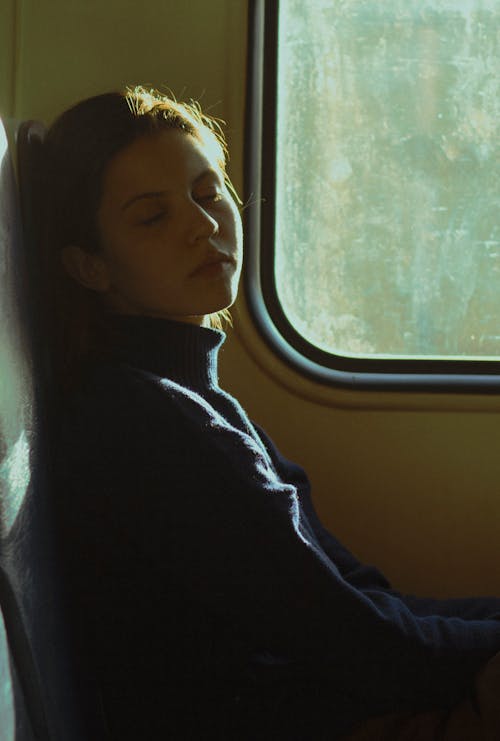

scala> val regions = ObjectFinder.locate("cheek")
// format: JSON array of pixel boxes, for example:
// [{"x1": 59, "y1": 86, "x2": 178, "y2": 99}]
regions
[
  {"x1": 234, "y1": 215, "x2": 244, "y2": 265},
  {"x1": 224, "y1": 203, "x2": 243, "y2": 250},
  {"x1": 102, "y1": 238, "x2": 189, "y2": 302}
]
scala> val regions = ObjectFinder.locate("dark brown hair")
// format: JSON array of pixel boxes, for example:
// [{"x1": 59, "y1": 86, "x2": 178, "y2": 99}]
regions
[{"x1": 41, "y1": 85, "x2": 237, "y2": 390}]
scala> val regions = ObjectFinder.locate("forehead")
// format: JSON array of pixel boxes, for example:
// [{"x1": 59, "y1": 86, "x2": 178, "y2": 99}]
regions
[{"x1": 101, "y1": 129, "x2": 221, "y2": 201}]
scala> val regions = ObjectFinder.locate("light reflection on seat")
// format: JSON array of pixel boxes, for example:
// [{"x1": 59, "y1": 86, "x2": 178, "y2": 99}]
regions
[
  {"x1": 0, "y1": 118, "x2": 34, "y2": 539},
  {"x1": 0, "y1": 607, "x2": 15, "y2": 741}
]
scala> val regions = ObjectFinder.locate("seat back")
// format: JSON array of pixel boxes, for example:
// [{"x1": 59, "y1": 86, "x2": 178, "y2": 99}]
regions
[
  {"x1": 0, "y1": 115, "x2": 42, "y2": 741},
  {"x1": 0, "y1": 117, "x2": 98, "y2": 740}
]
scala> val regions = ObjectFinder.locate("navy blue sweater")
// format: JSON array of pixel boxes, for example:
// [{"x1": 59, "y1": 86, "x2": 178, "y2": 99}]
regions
[{"x1": 55, "y1": 316, "x2": 500, "y2": 740}]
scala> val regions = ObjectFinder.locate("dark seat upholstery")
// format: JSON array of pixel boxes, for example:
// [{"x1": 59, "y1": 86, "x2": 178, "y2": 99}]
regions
[{"x1": 0, "y1": 117, "x2": 101, "y2": 740}]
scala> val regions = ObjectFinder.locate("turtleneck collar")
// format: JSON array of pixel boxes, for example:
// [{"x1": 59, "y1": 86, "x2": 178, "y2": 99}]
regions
[{"x1": 106, "y1": 314, "x2": 225, "y2": 391}]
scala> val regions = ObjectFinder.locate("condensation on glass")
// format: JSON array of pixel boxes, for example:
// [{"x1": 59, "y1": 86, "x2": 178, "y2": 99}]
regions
[{"x1": 275, "y1": 0, "x2": 500, "y2": 359}]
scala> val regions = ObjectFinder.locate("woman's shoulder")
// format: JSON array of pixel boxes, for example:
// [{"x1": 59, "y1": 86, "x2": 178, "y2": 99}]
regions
[
  {"x1": 57, "y1": 361, "x2": 190, "y2": 454},
  {"x1": 63, "y1": 361, "x2": 160, "y2": 419},
  {"x1": 57, "y1": 359, "x2": 230, "y2": 461},
  {"x1": 66, "y1": 359, "x2": 189, "y2": 415}
]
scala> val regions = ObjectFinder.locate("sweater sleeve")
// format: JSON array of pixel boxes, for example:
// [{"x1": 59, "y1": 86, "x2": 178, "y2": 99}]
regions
[
  {"x1": 252, "y1": 422, "x2": 394, "y2": 590},
  {"x1": 253, "y1": 422, "x2": 500, "y2": 623},
  {"x1": 60, "y1": 368, "x2": 500, "y2": 719}
]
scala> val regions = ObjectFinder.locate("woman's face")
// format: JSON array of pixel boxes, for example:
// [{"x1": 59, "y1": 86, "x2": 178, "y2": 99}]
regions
[{"x1": 76, "y1": 129, "x2": 242, "y2": 324}]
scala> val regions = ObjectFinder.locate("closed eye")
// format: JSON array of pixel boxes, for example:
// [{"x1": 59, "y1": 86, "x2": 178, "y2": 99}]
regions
[
  {"x1": 196, "y1": 191, "x2": 223, "y2": 204},
  {"x1": 140, "y1": 211, "x2": 167, "y2": 226}
]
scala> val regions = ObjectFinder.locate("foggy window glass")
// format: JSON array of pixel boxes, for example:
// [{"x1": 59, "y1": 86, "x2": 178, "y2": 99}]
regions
[{"x1": 275, "y1": 1, "x2": 500, "y2": 359}]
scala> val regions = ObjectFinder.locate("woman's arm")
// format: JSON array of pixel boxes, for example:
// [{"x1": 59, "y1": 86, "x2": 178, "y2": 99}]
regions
[
  {"x1": 59, "y1": 368, "x2": 500, "y2": 724},
  {"x1": 343, "y1": 650, "x2": 500, "y2": 740},
  {"x1": 253, "y1": 423, "x2": 500, "y2": 622}
]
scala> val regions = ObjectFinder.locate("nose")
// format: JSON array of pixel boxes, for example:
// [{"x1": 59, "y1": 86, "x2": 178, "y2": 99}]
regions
[{"x1": 188, "y1": 200, "x2": 219, "y2": 243}]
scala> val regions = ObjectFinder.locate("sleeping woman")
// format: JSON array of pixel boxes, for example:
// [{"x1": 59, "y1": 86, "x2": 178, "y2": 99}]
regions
[{"x1": 40, "y1": 86, "x2": 500, "y2": 739}]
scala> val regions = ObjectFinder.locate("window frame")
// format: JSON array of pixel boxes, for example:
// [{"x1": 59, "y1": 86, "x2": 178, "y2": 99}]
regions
[{"x1": 243, "y1": 0, "x2": 500, "y2": 392}]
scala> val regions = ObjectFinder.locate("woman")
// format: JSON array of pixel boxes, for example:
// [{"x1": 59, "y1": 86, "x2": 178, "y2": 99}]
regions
[{"x1": 41, "y1": 87, "x2": 500, "y2": 739}]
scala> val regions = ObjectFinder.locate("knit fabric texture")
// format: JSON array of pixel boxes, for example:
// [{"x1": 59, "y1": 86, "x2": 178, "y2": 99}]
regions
[{"x1": 55, "y1": 315, "x2": 500, "y2": 740}]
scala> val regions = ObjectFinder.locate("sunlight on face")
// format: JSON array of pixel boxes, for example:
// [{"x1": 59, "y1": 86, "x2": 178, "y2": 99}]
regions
[{"x1": 95, "y1": 129, "x2": 243, "y2": 324}]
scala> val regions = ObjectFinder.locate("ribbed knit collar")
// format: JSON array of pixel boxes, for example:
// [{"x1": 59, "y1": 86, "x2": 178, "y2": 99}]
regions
[{"x1": 107, "y1": 314, "x2": 225, "y2": 391}]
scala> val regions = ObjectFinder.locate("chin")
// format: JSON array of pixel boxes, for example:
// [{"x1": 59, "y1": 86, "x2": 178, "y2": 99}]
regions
[{"x1": 201, "y1": 284, "x2": 239, "y2": 314}]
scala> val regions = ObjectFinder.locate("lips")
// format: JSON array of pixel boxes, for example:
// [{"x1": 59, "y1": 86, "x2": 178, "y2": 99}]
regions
[{"x1": 190, "y1": 251, "x2": 234, "y2": 277}]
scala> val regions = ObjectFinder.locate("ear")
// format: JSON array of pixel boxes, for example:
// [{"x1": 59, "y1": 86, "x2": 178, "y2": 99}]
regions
[{"x1": 61, "y1": 245, "x2": 110, "y2": 293}]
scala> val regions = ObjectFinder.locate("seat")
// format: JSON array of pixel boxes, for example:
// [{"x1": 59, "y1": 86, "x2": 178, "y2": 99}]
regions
[{"x1": 0, "y1": 116, "x2": 100, "y2": 740}]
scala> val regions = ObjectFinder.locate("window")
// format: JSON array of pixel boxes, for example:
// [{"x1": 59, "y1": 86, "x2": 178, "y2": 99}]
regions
[{"x1": 245, "y1": 0, "x2": 500, "y2": 390}]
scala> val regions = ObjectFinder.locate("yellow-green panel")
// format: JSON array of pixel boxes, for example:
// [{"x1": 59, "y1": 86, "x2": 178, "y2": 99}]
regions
[
  {"x1": 0, "y1": 0, "x2": 16, "y2": 118},
  {"x1": 14, "y1": 0, "x2": 247, "y2": 130},
  {"x1": 221, "y1": 321, "x2": 500, "y2": 598}
]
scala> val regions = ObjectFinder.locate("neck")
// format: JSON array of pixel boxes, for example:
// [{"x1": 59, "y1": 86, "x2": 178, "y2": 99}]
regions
[{"x1": 106, "y1": 314, "x2": 225, "y2": 391}]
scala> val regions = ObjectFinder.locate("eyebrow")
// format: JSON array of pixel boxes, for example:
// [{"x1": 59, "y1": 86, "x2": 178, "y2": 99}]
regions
[
  {"x1": 121, "y1": 190, "x2": 167, "y2": 211},
  {"x1": 120, "y1": 168, "x2": 221, "y2": 211}
]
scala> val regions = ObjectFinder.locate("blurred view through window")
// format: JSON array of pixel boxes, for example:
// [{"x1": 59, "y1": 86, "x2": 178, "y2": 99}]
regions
[{"x1": 275, "y1": 1, "x2": 500, "y2": 359}]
